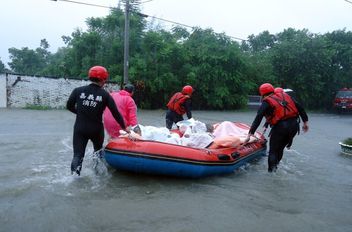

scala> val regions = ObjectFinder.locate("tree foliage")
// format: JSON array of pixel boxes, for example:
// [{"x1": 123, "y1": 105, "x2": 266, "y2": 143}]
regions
[
  {"x1": 0, "y1": 59, "x2": 5, "y2": 73},
  {"x1": 8, "y1": 39, "x2": 51, "y2": 75},
  {"x1": 6, "y1": 9, "x2": 352, "y2": 111}
]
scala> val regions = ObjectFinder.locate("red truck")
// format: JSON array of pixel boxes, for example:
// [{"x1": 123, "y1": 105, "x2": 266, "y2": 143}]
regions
[{"x1": 333, "y1": 88, "x2": 352, "y2": 113}]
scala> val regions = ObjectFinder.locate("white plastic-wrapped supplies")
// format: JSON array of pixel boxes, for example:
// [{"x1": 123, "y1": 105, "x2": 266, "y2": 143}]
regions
[
  {"x1": 176, "y1": 118, "x2": 195, "y2": 133},
  {"x1": 180, "y1": 126, "x2": 214, "y2": 148},
  {"x1": 165, "y1": 132, "x2": 181, "y2": 145},
  {"x1": 181, "y1": 134, "x2": 213, "y2": 148},
  {"x1": 119, "y1": 126, "x2": 181, "y2": 145},
  {"x1": 118, "y1": 120, "x2": 258, "y2": 149},
  {"x1": 191, "y1": 120, "x2": 207, "y2": 133},
  {"x1": 176, "y1": 118, "x2": 207, "y2": 134},
  {"x1": 139, "y1": 125, "x2": 171, "y2": 142}
]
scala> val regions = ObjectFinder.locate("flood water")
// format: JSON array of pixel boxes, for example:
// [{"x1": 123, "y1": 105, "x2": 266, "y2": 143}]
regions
[{"x1": 0, "y1": 108, "x2": 351, "y2": 232}]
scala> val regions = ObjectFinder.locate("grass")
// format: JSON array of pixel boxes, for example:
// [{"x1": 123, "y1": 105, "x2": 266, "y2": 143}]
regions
[
  {"x1": 342, "y1": 138, "x2": 352, "y2": 145},
  {"x1": 24, "y1": 104, "x2": 53, "y2": 110}
]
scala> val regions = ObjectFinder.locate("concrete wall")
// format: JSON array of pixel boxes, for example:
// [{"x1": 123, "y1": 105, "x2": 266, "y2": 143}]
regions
[
  {"x1": 0, "y1": 73, "x2": 119, "y2": 108},
  {"x1": 0, "y1": 74, "x2": 6, "y2": 107}
]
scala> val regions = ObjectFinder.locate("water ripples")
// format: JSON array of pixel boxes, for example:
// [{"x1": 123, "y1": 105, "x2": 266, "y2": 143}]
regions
[{"x1": 15, "y1": 137, "x2": 114, "y2": 197}]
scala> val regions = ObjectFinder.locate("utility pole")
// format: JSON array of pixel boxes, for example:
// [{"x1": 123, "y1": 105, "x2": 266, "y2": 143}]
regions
[{"x1": 123, "y1": 0, "x2": 130, "y2": 85}]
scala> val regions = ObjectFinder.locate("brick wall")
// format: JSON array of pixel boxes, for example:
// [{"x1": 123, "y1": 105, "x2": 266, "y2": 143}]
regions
[{"x1": 0, "y1": 73, "x2": 119, "y2": 108}]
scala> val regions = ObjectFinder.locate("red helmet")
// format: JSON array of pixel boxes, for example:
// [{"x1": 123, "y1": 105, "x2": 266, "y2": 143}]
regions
[
  {"x1": 274, "y1": 87, "x2": 284, "y2": 93},
  {"x1": 182, "y1": 85, "x2": 193, "y2": 95},
  {"x1": 259, "y1": 83, "x2": 274, "y2": 96},
  {"x1": 88, "y1": 66, "x2": 109, "y2": 82}
]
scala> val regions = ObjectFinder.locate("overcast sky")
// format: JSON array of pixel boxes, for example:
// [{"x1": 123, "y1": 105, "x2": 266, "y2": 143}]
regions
[{"x1": 1, "y1": 0, "x2": 351, "y2": 67}]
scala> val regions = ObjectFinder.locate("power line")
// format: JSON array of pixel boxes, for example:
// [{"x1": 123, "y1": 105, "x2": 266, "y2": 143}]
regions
[
  {"x1": 135, "y1": 12, "x2": 246, "y2": 41},
  {"x1": 50, "y1": 0, "x2": 112, "y2": 9},
  {"x1": 136, "y1": 12, "x2": 194, "y2": 29},
  {"x1": 344, "y1": 0, "x2": 352, "y2": 5},
  {"x1": 50, "y1": 0, "x2": 247, "y2": 41},
  {"x1": 131, "y1": 0, "x2": 155, "y2": 5}
]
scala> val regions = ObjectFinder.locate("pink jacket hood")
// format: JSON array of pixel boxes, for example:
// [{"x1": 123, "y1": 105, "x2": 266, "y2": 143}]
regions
[{"x1": 103, "y1": 90, "x2": 138, "y2": 138}]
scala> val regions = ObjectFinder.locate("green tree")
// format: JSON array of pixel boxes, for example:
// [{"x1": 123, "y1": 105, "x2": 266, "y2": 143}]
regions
[
  {"x1": 8, "y1": 47, "x2": 42, "y2": 75},
  {"x1": 183, "y1": 28, "x2": 251, "y2": 109},
  {"x1": 324, "y1": 29, "x2": 352, "y2": 90},
  {"x1": 8, "y1": 39, "x2": 51, "y2": 75},
  {"x1": 243, "y1": 30, "x2": 277, "y2": 53},
  {"x1": 6, "y1": 4, "x2": 352, "y2": 111},
  {"x1": 59, "y1": 8, "x2": 146, "y2": 80},
  {"x1": 40, "y1": 47, "x2": 71, "y2": 77},
  {"x1": 0, "y1": 59, "x2": 5, "y2": 73},
  {"x1": 130, "y1": 29, "x2": 184, "y2": 108},
  {"x1": 271, "y1": 28, "x2": 335, "y2": 109},
  {"x1": 241, "y1": 31, "x2": 277, "y2": 94}
]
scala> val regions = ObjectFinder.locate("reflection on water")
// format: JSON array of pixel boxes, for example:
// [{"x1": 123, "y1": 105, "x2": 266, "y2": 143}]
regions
[{"x1": 0, "y1": 109, "x2": 352, "y2": 232}]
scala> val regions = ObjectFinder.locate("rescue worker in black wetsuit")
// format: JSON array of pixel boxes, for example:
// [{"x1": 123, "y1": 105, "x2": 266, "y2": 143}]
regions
[
  {"x1": 66, "y1": 66, "x2": 129, "y2": 176},
  {"x1": 165, "y1": 85, "x2": 193, "y2": 130},
  {"x1": 245, "y1": 83, "x2": 309, "y2": 172}
]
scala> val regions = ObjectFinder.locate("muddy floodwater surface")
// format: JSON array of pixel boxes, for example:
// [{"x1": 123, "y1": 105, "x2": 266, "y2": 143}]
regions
[{"x1": 0, "y1": 109, "x2": 351, "y2": 232}]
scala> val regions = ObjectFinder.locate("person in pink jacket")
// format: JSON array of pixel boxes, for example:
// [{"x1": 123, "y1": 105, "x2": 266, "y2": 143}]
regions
[{"x1": 103, "y1": 84, "x2": 138, "y2": 138}]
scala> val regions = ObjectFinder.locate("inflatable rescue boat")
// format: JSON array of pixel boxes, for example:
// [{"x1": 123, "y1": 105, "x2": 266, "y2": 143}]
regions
[{"x1": 104, "y1": 122, "x2": 267, "y2": 178}]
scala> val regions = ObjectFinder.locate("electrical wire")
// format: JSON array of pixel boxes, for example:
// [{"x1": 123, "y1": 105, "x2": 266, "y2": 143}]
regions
[
  {"x1": 136, "y1": 12, "x2": 194, "y2": 29},
  {"x1": 135, "y1": 12, "x2": 246, "y2": 41},
  {"x1": 51, "y1": 0, "x2": 247, "y2": 41},
  {"x1": 51, "y1": 0, "x2": 113, "y2": 9},
  {"x1": 131, "y1": 0, "x2": 155, "y2": 5}
]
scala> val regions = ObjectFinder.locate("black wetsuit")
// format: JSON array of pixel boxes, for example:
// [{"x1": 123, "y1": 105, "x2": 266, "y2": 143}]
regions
[
  {"x1": 165, "y1": 98, "x2": 192, "y2": 129},
  {"x1": 248, "y1": 100, "x2": 308, "y2": 172},
  {"x1": 66, "y1": 83, "x2": 126, "y2": 174}
]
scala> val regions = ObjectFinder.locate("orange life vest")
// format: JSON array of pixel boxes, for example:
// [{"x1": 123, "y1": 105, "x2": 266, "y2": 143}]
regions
[
  {"x1": 264, "y1": 92, "x2": 299, "y2": 125},
  {"x1": 167, "y1": 92, "x2": 190, "y2": 115}
]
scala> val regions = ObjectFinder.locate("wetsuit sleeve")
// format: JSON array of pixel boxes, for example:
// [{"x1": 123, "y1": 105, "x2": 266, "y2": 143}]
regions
[
  {"x1": 294, "y1": 101, "x2": 308, "y2": 122},
  {"x1": 106, "y1": 94, "x2": 126, "y2": 130},
  {"x1": 248, "y1": 101, "x2": 270, "y2": 134},
  {"x1": 184, "y1": 98, "x2": 192, "y2": 119},
  {"x1": 66, "y1": 88, "x2": 77, "y2": 114}
]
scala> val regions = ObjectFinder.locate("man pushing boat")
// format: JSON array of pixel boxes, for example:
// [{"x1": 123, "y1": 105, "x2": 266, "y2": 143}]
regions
[{"x1": 66, "y1": 66, "x2": 130, "y2": 176}]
